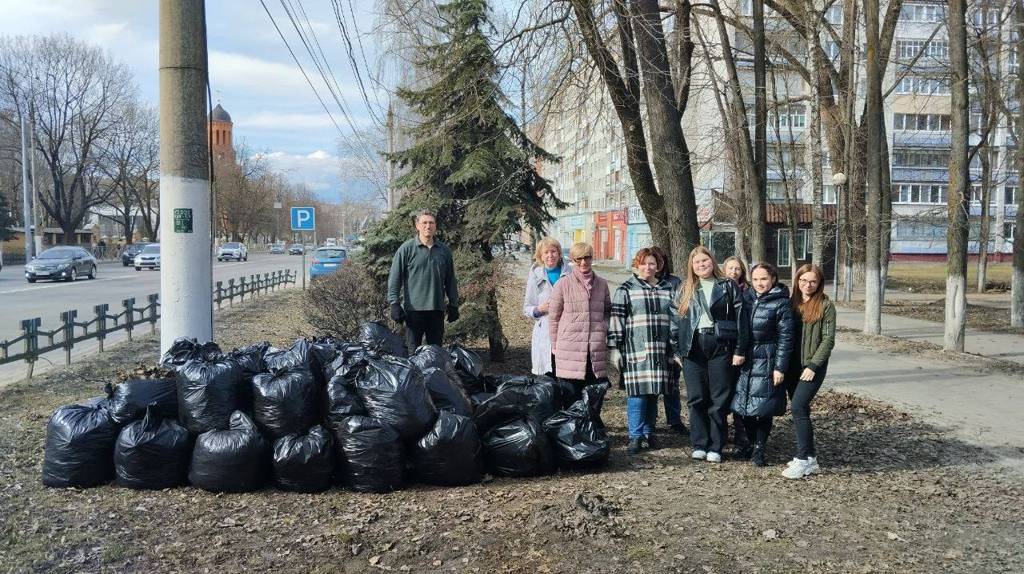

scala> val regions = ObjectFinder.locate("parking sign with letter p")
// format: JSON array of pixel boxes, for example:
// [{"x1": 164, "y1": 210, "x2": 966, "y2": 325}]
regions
[{"x1": 290, "y1": 207, "x2": 316, "y2": 231}]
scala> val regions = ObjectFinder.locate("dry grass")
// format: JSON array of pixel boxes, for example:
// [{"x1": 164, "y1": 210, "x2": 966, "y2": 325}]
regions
[{"x1": 886, "y1": 261, "x2": 1013, "y2": 293}]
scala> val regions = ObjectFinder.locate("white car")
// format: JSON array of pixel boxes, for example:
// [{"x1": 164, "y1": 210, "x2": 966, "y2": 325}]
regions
[
  {"x1": 134, "y1": 244, "x2": 161, "y2": 271},
  {"x1": 217, "y1": 242, "x2": 248, "y2": 262}
]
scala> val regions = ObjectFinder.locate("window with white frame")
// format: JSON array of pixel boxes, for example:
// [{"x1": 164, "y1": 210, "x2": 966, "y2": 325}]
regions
[
  {"x1": 771, "y1": 105, "x2": 806, "y2": 129},
  {"x1": 900, "y1": 3, "x2": 945, "y2": 22},
  {"x1": 1005, "y1": 222, "x2": 1017, "y2": 242},
  {"x1": 971, "y1": 7, "x2": 1000, "y2": 27},
  {"x1": 767, "y1": 182, "x2": 791, "y2": 203},
  {"x1": 1006, "y1": 186, "x2": 1018, "y2": 205},
  {"x1": 894, "y1": 183, "x2": 947, "y2": 204},
  {"x1": 777, "y1": 228, "x2": 811, "y2": 267},
  {"x1": 894, "y1": 219, "x2": 946, "y2": 239},
  {"x1": 892, "y1": 148, "x2": 949, "y2": 167},
  {"x1": 895, "y1": 75, "x2": 951, "y2": 95},
  {"x1": 822, "y1": 184, "x2": 837, "y2": 204},
  {"x1": 824, "y1": 41, "x2": 841, "y2": 61},
  {"x1": 893, "y1": 113, "x2": 951, "y2": 131},
  {"x1": 896, "y1": 39, "x2": 949, "y2": 61}
]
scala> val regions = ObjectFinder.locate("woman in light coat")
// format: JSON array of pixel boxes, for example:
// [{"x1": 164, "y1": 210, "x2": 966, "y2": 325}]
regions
[
  {"x1": 523, "y1": 237, "x2": 572, "y2": 376},
  {"x1": 548, "y1": 242, "x2": 611, "y2": 401}
]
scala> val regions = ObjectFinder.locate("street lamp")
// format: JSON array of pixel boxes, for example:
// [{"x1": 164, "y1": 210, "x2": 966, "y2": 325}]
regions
[{"x1": 831, "y1": 172, "x2": 847, "y2": 301}]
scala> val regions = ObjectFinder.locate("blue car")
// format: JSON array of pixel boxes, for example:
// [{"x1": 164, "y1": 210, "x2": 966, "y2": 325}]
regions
[{"x1": 309, "y1": 247, "x2": 348, "y2": 280}]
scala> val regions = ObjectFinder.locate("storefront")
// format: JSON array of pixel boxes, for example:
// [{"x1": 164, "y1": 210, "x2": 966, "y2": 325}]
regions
[
  {"x1": 593, "y1": 209, "x2": 627, "y2": 262},
  {"x1": 626, "y1": 205, "x2": 652, "y2": 259}
]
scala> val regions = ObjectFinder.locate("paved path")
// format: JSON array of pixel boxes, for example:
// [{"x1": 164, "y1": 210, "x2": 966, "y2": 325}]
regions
[{"x1": 566, "y1": 261, "x2": 1024, "y2": 464}]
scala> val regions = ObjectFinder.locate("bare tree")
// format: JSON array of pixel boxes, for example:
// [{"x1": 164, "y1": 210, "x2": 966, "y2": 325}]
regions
[
  {"x1": 131, "y1": 106, "x2": 160, "y2": 240},
  {"x1": 1012, "y1": 2, "x2": 1024, "y2": 328},
  {"x1": 863, "y1": 0, "x2": 883, "y2": 335},
  {"x1": 97, "y1": 101, "x2": 148, "y2": 241},
  {"x1": 945, "y1": 0, "x2": 970, "y2": 351}
]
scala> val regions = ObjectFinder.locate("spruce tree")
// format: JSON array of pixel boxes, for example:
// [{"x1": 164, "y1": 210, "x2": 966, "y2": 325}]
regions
[{"x1": 367, "y1": 0, "x2": 563, "y2": 360}]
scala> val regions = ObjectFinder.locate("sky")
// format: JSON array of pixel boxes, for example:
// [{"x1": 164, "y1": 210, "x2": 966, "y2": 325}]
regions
[{"x1": 0, "y1": 0, "x2": 387, "y2": 204}]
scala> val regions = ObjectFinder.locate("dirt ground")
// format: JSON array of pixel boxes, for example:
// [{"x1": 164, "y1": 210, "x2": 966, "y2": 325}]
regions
[{"x1": 2, "y1": 284, "x2": 1023, "y2": 573}]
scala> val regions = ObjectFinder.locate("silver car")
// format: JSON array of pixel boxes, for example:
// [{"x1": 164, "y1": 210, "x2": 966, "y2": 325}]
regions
[
  {"x1": 217, "y1": 242, "x2": 248, "y2": 262},
  {"x1": 134, "y1": 244, "x2": 161, "y2": 271}
]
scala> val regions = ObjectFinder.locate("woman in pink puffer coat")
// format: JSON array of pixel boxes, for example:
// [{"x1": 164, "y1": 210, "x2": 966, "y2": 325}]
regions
[{"x1": 548, "y1": 242, "x2": 611, "y2": 400}]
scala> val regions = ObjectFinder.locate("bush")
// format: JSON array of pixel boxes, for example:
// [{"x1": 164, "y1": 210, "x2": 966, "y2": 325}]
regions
[{"x1": 303, "y1": 262, "x2": 395, "y2": 340}]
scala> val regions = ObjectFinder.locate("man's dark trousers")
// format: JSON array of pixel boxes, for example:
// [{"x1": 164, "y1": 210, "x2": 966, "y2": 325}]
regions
[{"x1": 405, "y1": 310, "x2": 445, "y2": 353}]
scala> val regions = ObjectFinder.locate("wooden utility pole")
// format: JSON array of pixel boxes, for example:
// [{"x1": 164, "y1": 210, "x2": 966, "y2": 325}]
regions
[
  {"x1": 945, "y1": 0, "x2": 970, "y2": 351},
  {"x1": 159, "y1": 0, "x2": 213, "y2": 352}
]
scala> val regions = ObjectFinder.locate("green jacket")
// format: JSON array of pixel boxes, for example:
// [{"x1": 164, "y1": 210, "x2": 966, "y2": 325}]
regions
[
  {"x1": 798, "y1": 298, "x2": 836, "y2": 371},
  {"x1": 387, "y1": 237, "x2": 459, "y2": 311}
]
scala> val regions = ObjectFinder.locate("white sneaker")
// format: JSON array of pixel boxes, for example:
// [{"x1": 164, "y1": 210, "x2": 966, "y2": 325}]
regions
[
  {"x1": 804, "y1": 456, "x2": 820, "y2": 475},
  {"x1": 786, "y1": 458, "x2": 800, "y2": 467},
  {"x1": 705, "y1": 452, "x2": 722, "y2": 463},
  {"x1": 691, "y1": 449, "x2": 707, "y2": 460},
  {"x1": 782, "y1": 458, "x2": 815, "y2": 479}
]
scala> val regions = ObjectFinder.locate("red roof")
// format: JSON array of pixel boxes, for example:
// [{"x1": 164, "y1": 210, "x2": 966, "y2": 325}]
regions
[{"x1": 765, "y1": 204, "x2": 837, "y2": 224}]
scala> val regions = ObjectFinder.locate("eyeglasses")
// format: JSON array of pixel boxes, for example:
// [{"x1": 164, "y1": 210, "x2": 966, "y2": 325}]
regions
[
  {"x1": 573, "y1": 255, "x2": 593, "y2": 263},
  {"x1": 798, "y1": 279, "x2": 818, "y2": 285}
]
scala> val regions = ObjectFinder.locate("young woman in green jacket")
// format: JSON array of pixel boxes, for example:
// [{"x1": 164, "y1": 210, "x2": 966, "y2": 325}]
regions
[{"x1": 783, "y1": 264, "x2": 836, "y2": 479}]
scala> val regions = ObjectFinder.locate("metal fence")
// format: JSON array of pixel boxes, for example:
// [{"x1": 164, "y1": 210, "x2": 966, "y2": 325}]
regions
[{"x1": 0, "y1": 270, "x2": 296, "y2": 377}]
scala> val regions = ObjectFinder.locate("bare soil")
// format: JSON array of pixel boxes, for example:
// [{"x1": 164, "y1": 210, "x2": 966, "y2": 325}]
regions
[{"x1": 1, "y1": 286, "x2": 1023, "y2": 573}]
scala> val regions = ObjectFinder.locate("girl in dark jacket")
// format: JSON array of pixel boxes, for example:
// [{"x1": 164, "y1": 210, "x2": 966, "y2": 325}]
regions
[
  {"x1": 669, "y1": 247, "x2": 748, "y2": 463},
  {"x1": 722, "y1": 255, "x2": 751, "y2": 453},
  {"x1": 732, "y1": 263, "x2": 795, "y2": 467},
  {"x1": 782, "y1": 264, "x2": 836, "y2": 479}
]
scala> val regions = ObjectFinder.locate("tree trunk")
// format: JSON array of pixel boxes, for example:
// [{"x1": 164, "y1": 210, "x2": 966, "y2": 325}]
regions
[
  {"x1": 880, "y1": 122, "x2": 892, "y2": 303},
  {"x1": 629, "y1": 0, "x2": 701, "y2": 269},
  {"x1": 977, "y1": 145, "x2": 991, "y2": 293},
  {"x1": 750, "y1": 0, "x2": 768, "y2": 262},
  {"x1": 1013, "y1": 2, "x2": 1024, "y2": 328},
  {"x1": 807, "y1": 14, "x2": 825, "y2": 269},
  {"x1": 945, "y1": 0, "x2": 970, "y2": 351},
  {"x1": 863, "y1": 0, "x2": 882, "y2": 334}
]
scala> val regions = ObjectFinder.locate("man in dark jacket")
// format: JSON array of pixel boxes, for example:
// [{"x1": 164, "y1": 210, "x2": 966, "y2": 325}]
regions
[{"x1": 387, "y1": 210, "x2": 459, "y2": 353}]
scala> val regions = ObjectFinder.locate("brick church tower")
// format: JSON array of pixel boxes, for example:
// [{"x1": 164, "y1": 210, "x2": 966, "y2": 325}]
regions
[{"x1": 210, "y1": 103, "x2": 234, "y2": 162}]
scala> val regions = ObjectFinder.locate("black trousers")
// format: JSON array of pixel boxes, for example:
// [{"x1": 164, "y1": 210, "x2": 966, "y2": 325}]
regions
[
  {"x1": 742, "y1": 415, "x2": 774, "y2": 446},
  {"x1": 682, "y1": 332, "x2": 733, "y2": 453},
  {"x1": 405, "y1": 310, "x2": 444, "y2": 354},
  {"x1": 560, "y1": 354, "x2": 598, "y2": 403},
  {"x1": 786, "y1": 361, "x2": 828, "y2": 459}
]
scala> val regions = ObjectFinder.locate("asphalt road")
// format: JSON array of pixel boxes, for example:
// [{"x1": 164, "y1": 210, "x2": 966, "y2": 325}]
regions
[{"x1": 0, "y1": 252, "x2": 304, "y2": 386}]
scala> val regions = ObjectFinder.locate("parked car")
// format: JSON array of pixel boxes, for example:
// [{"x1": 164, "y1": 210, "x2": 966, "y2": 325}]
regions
[
  {"x1": 309, "y1": 247, "x2": 348, "y2": 280},
  {"x1": 288, "y1": 243, "x2": 304, "y2": 255},
  {"x1": 121, "y1": 243, "x2": 148, "y2": 266},
  {"x1": 217, "y1": 242, "x2": 248, "y2": 262},
  {"x1": 25, "y1": 246, "x2": 98, "y2": 283},
  {"x1": 134, "y1": 244, "x2": 161, "y2": 271},
  {"x1": 270, "y1": 242, "x2": 286, "y2": 254}
]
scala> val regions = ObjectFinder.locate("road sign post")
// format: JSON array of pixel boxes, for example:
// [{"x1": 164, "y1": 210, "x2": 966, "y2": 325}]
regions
[{"x1": 291, "y1": 207, "x2": 315, "y2": 290}]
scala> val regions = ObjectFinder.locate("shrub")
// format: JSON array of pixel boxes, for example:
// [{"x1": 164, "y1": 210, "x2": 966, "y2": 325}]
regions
[{"x1": 303, "y1": 262, "x2": 395, "y2": 340}]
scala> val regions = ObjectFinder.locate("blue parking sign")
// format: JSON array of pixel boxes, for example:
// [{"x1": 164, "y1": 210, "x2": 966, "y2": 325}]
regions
[{"x1": 291, "y1": 207, "x2": 316, "y2": 231}]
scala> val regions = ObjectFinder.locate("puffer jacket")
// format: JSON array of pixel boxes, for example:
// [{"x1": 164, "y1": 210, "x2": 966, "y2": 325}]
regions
[
  {"x1": 548, "y1": 270, "x2": 612, "y2": 380},
  {"x1": 731, "y1": 284, "x2": 795, "y2": 418},
  {"x1": 669, "y1": 278, "x2": 748, "y2": 359}
]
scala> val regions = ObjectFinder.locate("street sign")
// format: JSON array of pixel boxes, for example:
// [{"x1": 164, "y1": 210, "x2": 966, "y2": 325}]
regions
[
  {"x1": 291, "y1": 207, "x2": 316, "y2": 231},
  {"x1": 173, "y1": 208, "x2": 193, "y2": 233}
]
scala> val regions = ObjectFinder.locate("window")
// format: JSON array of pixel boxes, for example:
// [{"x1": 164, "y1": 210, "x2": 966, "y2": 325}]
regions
[
  {"x1": 895, "y1": 75, "x2": 951, "y2": 95},
  {"x1": 771, "y1": 105, "x2": 806, "y2": 129},
  {"x1": 822, "y1": 184, "x2": 837, "y2": 204},
  {"x1": 971, "y1": 7, "x2": 1000, "y2": 27},
  {"x1": 892, "y1": 148, "x2": 949, "y2": 168},
  {"x1": 767, "y1": 182, "x2": 790, "y2": 203},
  {"x1": 894, "y1": 219, "x2": 946, "y2": 239},
  {"x1": 824, "y1": 4, "x2": 843, "y2": 24},
  {"x1": 895, "y1": 39, "x2": 949, "y2": 61},
  {"x1": 893, "y1": 113, "x2": 951, "y2": 132},
  {"x1": 1005, "y1": 222, "x2": 1017, "y2": 242},
  {"x1": 777, "y1": 229, "x2": 811, "y2": 267},
  {"x1": 1006, "y1": 186, "x2": 1018, "y2": 205},
  {"x1": 900, "y1": 3, "x2": 945, "y2": 22},
  {"x1": 825, "y1": 41, "x2": 841, "y2": 61},
  {"x1": 894, "y1": 183, "x2": 947, "y2": 204}
]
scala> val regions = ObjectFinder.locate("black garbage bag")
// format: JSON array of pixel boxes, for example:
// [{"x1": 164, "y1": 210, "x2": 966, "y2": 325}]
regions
[
  {"x1": 410, "y1": 345, "x2": 464, "y2": 387},
  {"x1": 481, "y1": 417, "x2": 555, "y2": 478},
  {"x1": 42, "y1": 401, "x2": 119, "y2": 487},
  {"x1": 230, "y1": 341, "x2": 271, "y2": 379},
  {"x1": 496, "y1": 375, "x2": 562, "y2": 424},
  {"x1": 447, "y1": 344, "x2": 484, "y2": 393},
  {"x1": 176, "y1": 356, "x2": 247, "y2": 433},
  {"x1": 189, "y1": 411, "x2": 269, "y2": 492},
  {"x1": 252, "y1": 366, "x2": 320, "y2": 439},
  {"x1": 114, "y1": 406, "x2": 191, "y2": 489},
  {"x1": 265, "y1": 338, "x2": 334, "y2": 387},
  {"x1": 358, "y1": 321, "x2": 407, "y2": 358},
  {"x1": 411, "y1": 411, "x2": 483, "y2": 486},
  {"x1": 470, "y1": 392, "x2": 494, "y2": 410},
  {"x1": 333, "y1": 415, "x2": 404, "y2": 493},
  {"x1": 473, "y1": 388, "x2": 535, "y2": 433},
  {"x1": 422, "y1": 367, "x2": 473, "y2": 417},
  {"x1": 160, "y1": 337, "x2": 222, "y2": 369},
  {"x1": 104, "y1": 378, "x2": 177, "y2": 425},
  {"x1": 350, "y1": 356, "x2": 437, "y2": 441},
  {"x1": 272, "y1": 425, "x2": 334, "y2": 492},
  {"x1": 542, "y1": 382, "x2": 611, "y2": 469},
  {"x1": 323, "y1": 343, "x2": 368, "y2": 382},
  {"x1": 324, "y1": 371, "x2": 366, "y2": 425}
]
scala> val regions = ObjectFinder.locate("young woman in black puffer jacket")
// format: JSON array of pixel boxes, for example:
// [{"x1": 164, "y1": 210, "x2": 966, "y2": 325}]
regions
[{"x1": 731, "y1": 263, "x2": 795, "y2": 467}]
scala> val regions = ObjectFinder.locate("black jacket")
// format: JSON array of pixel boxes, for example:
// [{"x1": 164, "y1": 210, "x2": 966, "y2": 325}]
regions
[
  {"x1": 670, "y1": 278, "x2": 748, "y2": 358},
  {"x1": 731, "y1": 284, "x2": 795, "y2": 418}
]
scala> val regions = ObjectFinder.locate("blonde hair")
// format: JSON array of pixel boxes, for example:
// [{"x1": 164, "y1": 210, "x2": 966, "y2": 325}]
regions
[
  {"x1": 569, "y1": 242, "x2": 593, "y2": 261},
  {"x1": 533, "y1": 237, "x2": 563, "y2": 267},
  {"x1": 677, "y1": 246, "x2": 722, "y2": 315},
  {"x1": 722, "y1": 256, "x2": 748, "y2": 287}
]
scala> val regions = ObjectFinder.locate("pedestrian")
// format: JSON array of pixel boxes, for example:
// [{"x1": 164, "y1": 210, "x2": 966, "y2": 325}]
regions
[
  {"x1": 522, "y1": 237, "x2": 571, "y2": 376},
  {"x1": 722, "y1": 255, "x2": 751, "y2": 454},
  {"x1": 649, "y1": 246, "x2": 686, "y2": 436},
  {"x1": 669, "y1": 246, "x2": 747, "y2": 463},
  {"x1": 387, "y1": 210, "x2": 460, "y2": 353},
  {"x1": 548, "y1": 242, "x2": 611, "y2": 402},
  {"x1": 608, "y1": 248, "x2": 675, "y2": 454},
  {"x1": 732, "y1": 263, "x2": 795, "y2": 467},
  {"x1": 782, "y1": 263, "x2": 836, "y2": 479}
]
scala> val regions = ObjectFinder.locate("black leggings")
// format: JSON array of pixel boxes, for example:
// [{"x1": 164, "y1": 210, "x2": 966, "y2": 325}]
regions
[
  {"x1": 786, "y1": 362, "x2": 828, "y2": 459},
  {"x1": 742, "y1": 415, "x2": 773, "y2": 446}
]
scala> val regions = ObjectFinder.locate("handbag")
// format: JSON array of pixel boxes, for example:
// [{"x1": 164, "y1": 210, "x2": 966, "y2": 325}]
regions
[{"x1": 696, "y1": 283, "x2": 738, "y2": 343}]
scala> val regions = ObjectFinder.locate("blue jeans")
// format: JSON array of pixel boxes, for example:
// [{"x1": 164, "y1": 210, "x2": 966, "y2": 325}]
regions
[{"x1": 626, "y1": 395, "x2": 659, "y2": 439}]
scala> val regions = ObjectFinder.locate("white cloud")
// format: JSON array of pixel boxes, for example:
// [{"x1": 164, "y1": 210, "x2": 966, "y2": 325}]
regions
[{"x1": 260, "y1": 149, "x2": 340, "y2": 196}]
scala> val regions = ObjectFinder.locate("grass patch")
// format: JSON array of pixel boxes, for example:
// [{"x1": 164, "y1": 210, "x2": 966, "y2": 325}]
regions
[{"x1": 886, "y1": 261, "x2": 1013, "y2": 293}]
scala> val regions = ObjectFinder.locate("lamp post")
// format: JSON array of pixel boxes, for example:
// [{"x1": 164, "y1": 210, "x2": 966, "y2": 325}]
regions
[
  {"x1": 273, "y1": 201, "x2": 282, "y2": 243},
  {"x1": 831, "y1": 172, "x2": 847, "y2": 301}
]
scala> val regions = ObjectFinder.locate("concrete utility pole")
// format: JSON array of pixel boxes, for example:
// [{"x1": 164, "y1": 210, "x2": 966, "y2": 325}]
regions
[
  {"x1": 159, "y1": 0, "x2": 213, "y2": 353},
  {"x1": 30, "y1": 105, "x2": 42, "y2": 256},
  {"x1": 20, "y1": 114, "x2": 33, "y2": 259}
]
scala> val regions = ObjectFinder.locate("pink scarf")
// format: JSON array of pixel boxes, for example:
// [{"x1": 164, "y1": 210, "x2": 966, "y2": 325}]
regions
[{"x1": 572, "y1": 265, "x2": 594, "y2": 297}]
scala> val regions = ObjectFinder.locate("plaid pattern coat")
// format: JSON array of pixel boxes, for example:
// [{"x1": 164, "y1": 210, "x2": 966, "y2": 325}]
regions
[{"x1": 607, "y1": 275, "x2": 674, "y2": 396}]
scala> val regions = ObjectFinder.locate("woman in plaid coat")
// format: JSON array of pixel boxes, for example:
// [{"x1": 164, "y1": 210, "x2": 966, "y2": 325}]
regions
[{"x1": 608, "y1": 247, "x2": 675, "y2": 454}]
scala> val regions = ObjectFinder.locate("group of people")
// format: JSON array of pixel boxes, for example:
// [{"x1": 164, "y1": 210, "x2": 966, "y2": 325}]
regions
[
  {"x1": 523, "y1": 239, "x2": 836, "y2": 479},
  {"x1": 384, "y1": 211, "x2": 835, "y2": 479}
]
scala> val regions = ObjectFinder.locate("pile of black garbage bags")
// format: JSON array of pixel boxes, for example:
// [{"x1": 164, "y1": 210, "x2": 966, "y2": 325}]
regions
[{"x1": 41, "y1": 322, "x2": 610, "y2": 494}]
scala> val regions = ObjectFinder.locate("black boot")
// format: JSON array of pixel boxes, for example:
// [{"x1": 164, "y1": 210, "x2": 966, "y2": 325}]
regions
[
  {"x1": 642, "y1": 434, "x2": 658, "y2": 450},
  {"x1": 627, "y1": 438, "x2": 642, "y2": 455},
  {"x1": 751, "y1": 442, "x2": 766, "y2": 467}
]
